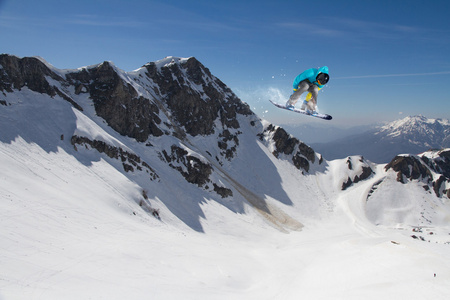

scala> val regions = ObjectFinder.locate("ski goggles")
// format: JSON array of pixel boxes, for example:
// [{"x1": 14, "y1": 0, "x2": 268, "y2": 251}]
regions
[{"x1": 316, "y1": 73, "x2": 329, "y2": 85}]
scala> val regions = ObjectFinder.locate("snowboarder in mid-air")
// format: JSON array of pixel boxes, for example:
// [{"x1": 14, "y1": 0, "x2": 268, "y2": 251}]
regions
[
  {"x1": 269, "y1": 66, "x2": 332, "y2": 120},
  {"x1": 286, "y1": 66, "x2": 329, "y2": 114}
]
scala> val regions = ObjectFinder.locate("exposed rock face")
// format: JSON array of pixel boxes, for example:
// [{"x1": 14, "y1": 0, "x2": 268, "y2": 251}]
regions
[
  {"x1": 64, "y1": 56, "x2": 253, "y2": 146},
  {"x1": 0, "y1": 55, "x2": 62, "y2": 94},
  {"x1": 142, "y1": 57, "x2": 253, "y2": 137},
  {"x1": 385, "y1": 150, "x2": 450, "y2": 197},
  {"x1": 259, "y1": 124, "x2": 318, "y2": 172},
  {"x1": 0, "y1": 55, "x2": 254, "y2": 145},
  {"x1": 71, "y1": 135, "x2": 159, "y2": 181},
  {"x1": 341, "y1": 156, "x2": 374, "y2": 190},
  {"x1": 421, "y1": 150, "x2": 450, "y2": 179},
  {"x1": 162, "y1": 145, "x2": 212, "y2": 187},
  {"x1": 385, "y1": 155, "x2": 433, "y2": 184},
  {"x1": 0, "y1": 55, "x2": 83, "y2": 110},
  {"x1": 218, "y1": 129, "x2": 241, "y2": 160},
  {"x1": 161, "y1": 144, "x2": 233, "y2": 197},
  {"x1": 66, "y1": 62, "x2": 163, "y2": 142}
]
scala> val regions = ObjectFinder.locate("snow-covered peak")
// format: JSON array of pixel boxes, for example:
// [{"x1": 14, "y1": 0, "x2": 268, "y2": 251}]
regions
[
  {"x1": 33, "y1": 55, "x2": 56, "y2": 69},
  {"x1": 152, "y1": 56, "x2": 191, "y2": 69},
  {"x1": 419, "y1": 148, "x2": 450, "y2": 160},
  {"x1": 32, "y1": 56, "x2": 115, "y2": 78},
  {"x1": 379, "y1": 115, "x2": 450, "y2": 138},
  {"x1": 383, "y1": 115, "x2": 448, "y2": 129}
]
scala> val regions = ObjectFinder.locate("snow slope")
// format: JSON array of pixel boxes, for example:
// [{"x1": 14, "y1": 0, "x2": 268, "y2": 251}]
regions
[
  {"x1": 1, "y1": 57, "x2": 450, "y2": 299},
  {"x1": 2, "y1": 139, "x2": 450, "y2": 300},
  {"x1": 0, "y1": 138, "x2": 450, "y2": 299}
]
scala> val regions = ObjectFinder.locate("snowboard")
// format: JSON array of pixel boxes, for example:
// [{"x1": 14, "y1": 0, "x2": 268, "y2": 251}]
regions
[{"x1": 269, "y1": 100, "x2": 332, "y2": 120}]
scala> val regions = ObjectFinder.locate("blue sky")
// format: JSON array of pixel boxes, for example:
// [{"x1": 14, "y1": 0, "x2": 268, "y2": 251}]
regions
[{"x1": 1, "y1": 0, "x2": 450, "y2": 126}]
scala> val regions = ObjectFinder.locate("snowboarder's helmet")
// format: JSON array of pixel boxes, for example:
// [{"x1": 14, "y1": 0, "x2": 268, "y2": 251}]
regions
[{"x1": 316, "y1": 73, "x2": 329, "y2": 85}]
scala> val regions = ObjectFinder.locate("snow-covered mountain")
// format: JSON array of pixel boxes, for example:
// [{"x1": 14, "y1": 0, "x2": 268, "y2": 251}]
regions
[
  {"x1": 312, "y1": 115, "x2": 450, "y2": 163},
  {"x1": 1, "y1": 54, "x2": 450, "y2": 299},
  {"x1": 0, "y1": 54, "x2": 323, "y2": 232}
]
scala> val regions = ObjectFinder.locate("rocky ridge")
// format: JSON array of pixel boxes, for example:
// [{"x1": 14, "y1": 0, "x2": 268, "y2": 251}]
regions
[
  {"x1": 385, "y1": 149, "x2": 450, "y2": 198},
  {"x1": 0, "y1": 54, "x2": 327, "y2": 231}
]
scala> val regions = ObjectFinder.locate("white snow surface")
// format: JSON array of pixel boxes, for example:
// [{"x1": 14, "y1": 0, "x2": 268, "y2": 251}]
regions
[{"x1": 1, "y1": 62, "x2": 450, "y2": 299}]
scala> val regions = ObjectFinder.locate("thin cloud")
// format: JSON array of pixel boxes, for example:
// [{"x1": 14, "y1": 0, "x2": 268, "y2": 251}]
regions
[
  {"x1": 328, "y1": 17, "x2": 422, "y2": 36},
  {"x1": 278, "y1": 17, "x2": 428, "y2": 42},
  {"x1": 335, "y1": 71, "x2": 450, "y2": 79},
  {"x1": 0, "y1": 13, "x2": 146, "y2": 29},
  {"x1": 67, "y1": 14, "x2": 146, "y2": 28},
  {"x1": 277, "y1": 22, "x2": 346, "y2": 37}
]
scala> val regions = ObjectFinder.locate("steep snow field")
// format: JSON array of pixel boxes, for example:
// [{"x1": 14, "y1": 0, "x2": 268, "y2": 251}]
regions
[{"x1": 2, "y1": 139, "x2": 450, "y2": 299}]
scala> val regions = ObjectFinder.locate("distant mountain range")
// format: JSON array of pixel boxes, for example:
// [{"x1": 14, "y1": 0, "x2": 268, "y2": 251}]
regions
[
  {"x1": 312, "y1": 115, "x2": 450, "y2": 163},
  {"x1": 280, "y1": 122, "x2": 376, "y2": 144}
]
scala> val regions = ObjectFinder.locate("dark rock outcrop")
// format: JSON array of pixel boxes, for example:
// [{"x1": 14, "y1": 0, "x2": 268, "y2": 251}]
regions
[
  {"x1": 385, "y1": 150, "x2": 450, "y2": 197},
  {"x1": 162, "y1": 144, "x2": 212, "y2": 187},
  {"x1": 71, "y1": 135, "x2": 159, "y2": 181},
  {"x1": 260, "y1": 124, "x2": 317, "y2": 172},
  {"x1": 66, "y1": 62, "x2": 164, "y2": 142},
  {"x1": 0, "y1": 55, "x2": 83, "y2": 110},
  {"x1": 421, "y1": 150, "x2": 450, "y2": 179},
  {"x1": 342, "y1": 156, "x2": 374, "y2": 190},
  {"x1": 385, "y1": 155, "x2": 433, "y2": 184},
  {"x1": 143, "y1": 57, "x2": 253, "y2": 137},
  {"x1": 160, "y1": 144, "x2": 232, "y2": 198},
  {"x1": 0, "y1": 55, "x2": 62, "y2": 94}
]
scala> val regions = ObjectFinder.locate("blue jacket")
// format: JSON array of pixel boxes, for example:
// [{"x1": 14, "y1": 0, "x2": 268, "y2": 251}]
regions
[{"x1": 293, "y1": 66, "x2": 329, "y2": 90}]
